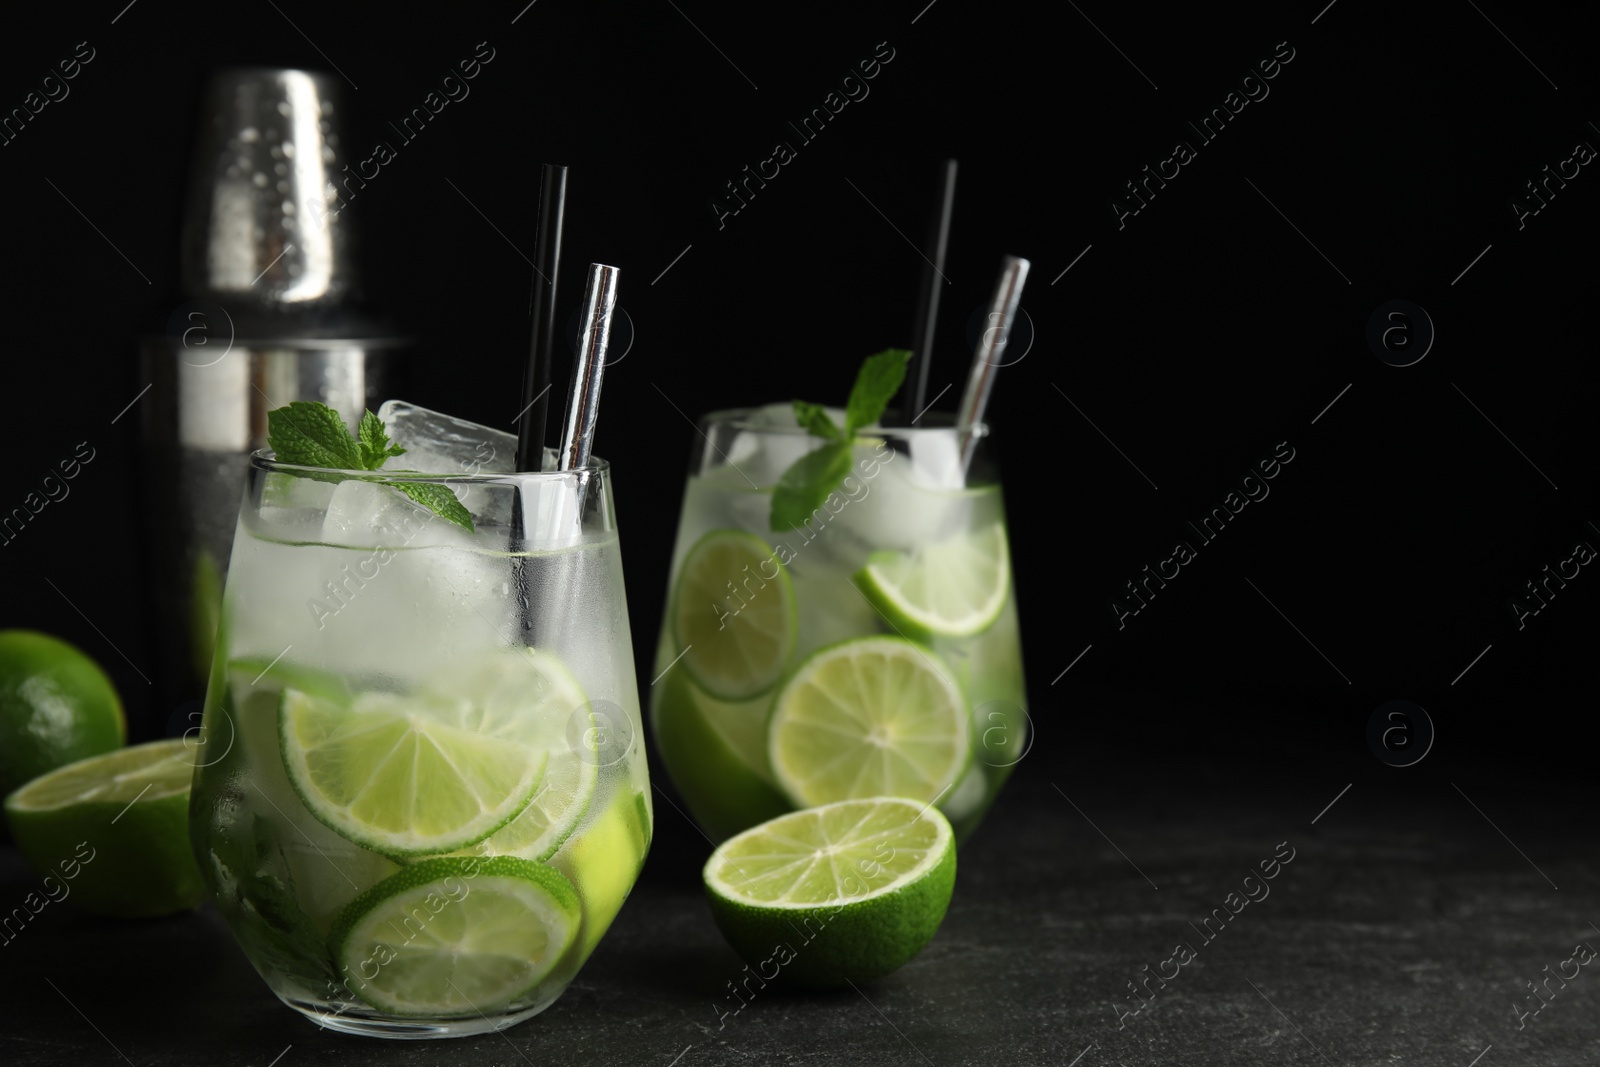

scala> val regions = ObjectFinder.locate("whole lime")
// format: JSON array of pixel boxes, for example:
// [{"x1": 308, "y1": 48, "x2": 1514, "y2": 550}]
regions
[{"x1": 0, "y1": 630, "x2": 125, "y2": 798}]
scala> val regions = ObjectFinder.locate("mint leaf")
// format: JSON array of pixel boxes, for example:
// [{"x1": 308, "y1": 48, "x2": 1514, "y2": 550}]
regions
[
  {"x1": 394, "y1": 482, "x2": 475, "y2": 532},
  {"x1": 267, "y1": 402, "x2": 362, "y2": 470},
  {"x1": 844, "y1": 348, "x2": 912, "y2": 437},
  {"x1": 770, "y1": 441, "x2": 853, "y2": 532},
  {"x1": 768, "y1": 349, "x2": 910, "y2": 532},
  {"x1": 793, "y1": 400, "x2": 841, "y2": 440},
  {"x1": 357, "y1": 410, "x2": 406, "y2": 469},
  {"x1": 267, "y1": 400, "x2": 474, "y2": 533}
]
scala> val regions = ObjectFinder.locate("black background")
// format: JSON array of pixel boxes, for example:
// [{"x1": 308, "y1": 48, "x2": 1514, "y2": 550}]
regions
[{"x1": 1, "y1": 0, "x2": 1596, "y2": 849}]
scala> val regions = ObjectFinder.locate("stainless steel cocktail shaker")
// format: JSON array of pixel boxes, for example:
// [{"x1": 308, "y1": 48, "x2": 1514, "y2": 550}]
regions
[{"x1": 140, "y1": 68, "x2": 408, "y2": 708}]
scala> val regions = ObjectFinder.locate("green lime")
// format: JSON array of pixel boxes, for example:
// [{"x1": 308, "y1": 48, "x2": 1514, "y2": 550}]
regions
[
  {"x1": 547, "y1": 788, "x2": 651, "y2": 957},
  {"x1": 189, "y1": 551, "x2": 224, "y2": 687},
  {"x1": 853, "y1": 523, "x2": 1011, "y2": 639},
  {"x1": 228, "y1": 656, "x2": 352, "y2": 705},
  {"x1": 0, "y1": 630, "x2": 125, "y2": 797},
  {"x1": 4, "y1": 738, "x2": 206, "y2": 917},
  {"x1": 279, "y1": 648, "x2": 588, "y2": 858},
  {"x1": 767, "y1": 636, "x2": 970, "y2": 808},
  {"x1": 431, "y1": 651, "x2": 597, "y2": 863},
  {"x1": 653, "y1": 664, "x2": 789, "y2": 842},
  {"x1": 330, "y1": 856, "x2": 580, "y2": 1016},
  {"x1": 671, "y1": 529, "x2": 797, "y2": 700},
  {"x1": 703, "y1": 797, "x2": 956, "y2": 987}
]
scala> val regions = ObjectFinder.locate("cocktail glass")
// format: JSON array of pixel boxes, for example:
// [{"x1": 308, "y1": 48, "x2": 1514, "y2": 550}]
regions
[
  {"x1": 190, "y1": 449, "x2": 649, "y2": 1038},
  {"x1": 649, "y1": 407, "x2": 1026, "y2": 843}
]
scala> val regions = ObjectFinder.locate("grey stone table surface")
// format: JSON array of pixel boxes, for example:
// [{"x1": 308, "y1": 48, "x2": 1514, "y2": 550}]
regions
[{"x1": 2, "y1": 751, "x2": 1596, "y2": 1067}]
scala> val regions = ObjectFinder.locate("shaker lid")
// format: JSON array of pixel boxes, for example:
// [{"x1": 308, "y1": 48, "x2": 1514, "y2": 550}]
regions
[{"x1": 180, "y1": 67, "x2": 355, "y2": 308}]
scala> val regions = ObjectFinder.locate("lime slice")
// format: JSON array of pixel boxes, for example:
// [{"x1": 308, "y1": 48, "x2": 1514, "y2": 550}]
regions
[
  {"x1": 433, "y1": 651, "x2": 597, "y2": 862},
  {"x1": 5, "y1": 738, "x2": 207, "y2": 917},
  {"x1": 229, "y1": 656, "x2": 352, "y2": 704},
  {"x1": 854, "y1": 523, "x2": 1011, "y2": 639},
  {"x1": 330, "y1": 856, "x2": 580, "y2": 1016},
  {"x1": 651, "y1": 662, "x2": 788, "y2": 842},
  {"x1": 671, "y1": 529, "x2": 797, "y2": 700},
  {"x1": 547, "y1": 788, "x2": 651, "y2": 958},
  {"x1": 703, "y1": 797, "x2": 956, "y2": 987},
  {"x1": 280, "y1": 650, "x2": 588, "y2": 857},
  {"x1": 768, "y1": 636, "x2": 970, "y2": 808}
]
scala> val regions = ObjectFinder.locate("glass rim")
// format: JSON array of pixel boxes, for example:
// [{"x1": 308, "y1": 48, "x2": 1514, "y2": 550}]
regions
[
  {"x1": 701, "y1": 407, "x2": 989, "y2": 438},
  {"x1": 249, "y1": 449, "x2": 611, "y2": 484}
]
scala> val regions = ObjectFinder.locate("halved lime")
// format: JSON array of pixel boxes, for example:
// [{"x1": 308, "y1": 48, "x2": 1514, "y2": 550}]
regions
[
  {"x1": 671, "y1": 529, "x2": 797, "y2": 700},
  {"x1": 330, "y1": 856, "x2": 580, "y2": 1016},
  {"x1": 280, "y1": 648, "x2": 588, "y2": 857},
  {"x1": 768, "y1": 636, "x2": 970, "y2": 808},
  {"x1": 854, "y1": 522, "x2": 1011, "y2": 639},
  {"x1": 703, "y1": 797, "x2": 956, "y2": 987},
  {"x1": 5, "y1": 738, "x2": 207, "y2": 917}
]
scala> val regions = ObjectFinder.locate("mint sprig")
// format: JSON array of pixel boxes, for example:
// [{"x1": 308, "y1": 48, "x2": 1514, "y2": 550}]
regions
[
  {"x1": 769, "y1": 349, "x2": 910, "y2": 531},
  {"x1": 266, "y1": 401, "x2": 475, "y2": 532}
]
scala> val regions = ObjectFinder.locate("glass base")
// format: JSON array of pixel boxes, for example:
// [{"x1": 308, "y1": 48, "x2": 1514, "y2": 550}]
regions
[{"x1": 280, "y1": 994, "x2": 558, "y2": 1040}]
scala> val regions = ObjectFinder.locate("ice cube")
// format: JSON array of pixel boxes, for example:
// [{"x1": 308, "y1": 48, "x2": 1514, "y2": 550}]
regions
[
  {"x1": 307, "y1": 480, "x2": 519, "y2": 680},
  {"x1": 378, "y1": 399, "x2": 517, "y2": 476},
  {"x1": 721, "y1": 404, "x2": 849, "y2": 486},
  {"x1": 321, "y1": 480, "x2": 464, "y2": 549},
  {"x1": 742, "y1": 401, "x2": 802, "y2": 427},
  {"x1": 902, "y1": 431, "x2": 966, "y2": 491},
  {"x1": 822, "y1": 441, "x2": 970, "y2": 556},
  {"x1": 379, "y1": 399, "x2": 524, "y2": 526}
]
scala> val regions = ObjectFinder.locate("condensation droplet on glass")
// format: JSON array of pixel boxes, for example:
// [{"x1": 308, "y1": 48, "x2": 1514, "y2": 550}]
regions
[
  {"x1": 281, "y1": 142, "x2": 295, "y2": 159},
  {"x1": 225, "y1": 166, "x2": 240, "y2": 179},
  {"x1": 253, "y1": 173, "x2": 269, "y2": 188},
  {"x1": 239, "y1": 127, "x2": 260, "y2": 144},
  {"x1": 281, "y1": 200, "x2": 295, "y2": 216},
  {"x1": 274, "y1": 162, "x2": 288, "y2": 176},
  {"x1": 276, "y1": 101, "x2": 292, "y2": 117},
  {"x1": 276, "y1": 180, "x2": 290, "y2": 194},
  {"x1": 269, "y1": 144, "x2": 283, "y2": 159},
  {"x1": 322, "y1": 147, "x2": 336, "y2": 164}
]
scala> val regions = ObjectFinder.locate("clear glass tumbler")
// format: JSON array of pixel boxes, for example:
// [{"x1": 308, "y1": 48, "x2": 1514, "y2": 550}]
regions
[
  {"x1": 190, "y1": 453, "x2": 650, "y2": 1038},
  {"x1": 649, "y1": 410, "x2": 1027, "y2": 844}
]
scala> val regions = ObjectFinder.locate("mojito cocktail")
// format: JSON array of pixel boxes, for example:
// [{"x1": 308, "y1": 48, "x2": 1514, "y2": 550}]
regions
[
  {"x1": 650, "y1": 405, "x2": 1026, "y2": 843},
  {"x1": 190, "y1": 408, "x2": 649, "y2": 1038}
]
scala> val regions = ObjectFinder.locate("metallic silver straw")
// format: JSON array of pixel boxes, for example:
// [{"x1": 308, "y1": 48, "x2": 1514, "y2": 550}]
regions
[
  {"x1": 956, "y1": 255, "x2": 1030, "y2": 473},
  {"x1": 558, "y1": 263, "x2": 621, "y2": 470}
]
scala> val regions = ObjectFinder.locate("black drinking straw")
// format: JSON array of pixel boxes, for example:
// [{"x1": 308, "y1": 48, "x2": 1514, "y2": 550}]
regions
[
  {"x1": 515, "y1": 163, "x2": 568, "y2": 472},
  {"x1": 511, "y1": 164, "x2": 567, "y2": 647},
  {"x1": 900, "y1": 159, "x2": 958, "y2": 424}
]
